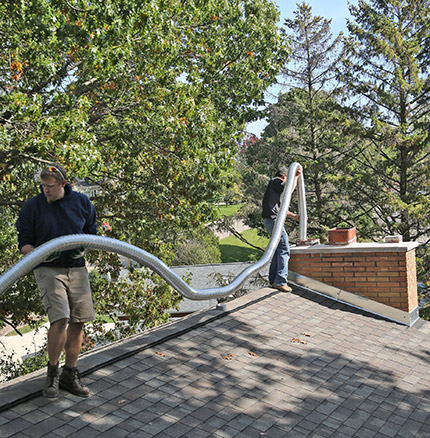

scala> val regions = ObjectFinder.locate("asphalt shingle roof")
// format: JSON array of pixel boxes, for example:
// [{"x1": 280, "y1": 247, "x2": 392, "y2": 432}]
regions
[{"x1": 1, "y1": 286, "x2": 429, "y2": 437}]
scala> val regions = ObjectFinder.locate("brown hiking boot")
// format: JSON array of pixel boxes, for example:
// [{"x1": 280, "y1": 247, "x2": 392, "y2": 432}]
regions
[
  {"x1": 59, "y1": 366, "x2": 90, "y2": 397},
  {"x1": 273, "y1": 283, "x2": 293, "y2": 293},
  {"x1": 43, "y1": 362, "x2": 59, "y2": 398}
]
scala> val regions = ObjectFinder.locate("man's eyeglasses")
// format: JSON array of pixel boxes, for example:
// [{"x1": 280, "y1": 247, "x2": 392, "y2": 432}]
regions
[{"x1": 48, "y1": 166, "x2": 65, "y2": 180}]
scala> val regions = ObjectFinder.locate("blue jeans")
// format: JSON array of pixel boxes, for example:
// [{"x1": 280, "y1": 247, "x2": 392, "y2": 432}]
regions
[{"x1": 264, "y1": 217, "x2": 290, "y2": 286}]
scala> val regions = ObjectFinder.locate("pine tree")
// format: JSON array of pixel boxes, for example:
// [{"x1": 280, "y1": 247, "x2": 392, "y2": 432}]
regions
[
  {"x1": 242, "y1": 2, "x2": 354, "y2": 239},
  {"x1": 341, "y1": 0, "x2": 430, "y2": 242}
]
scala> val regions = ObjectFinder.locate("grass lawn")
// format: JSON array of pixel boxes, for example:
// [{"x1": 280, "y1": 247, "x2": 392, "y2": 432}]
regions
[
  {"x1": 215, "y1": 203, "x2": 243, "y2": 218},
  {"x1": 5, "y1": 318, "x2": 48, "y2": 336},
  {"x1": 219, "y1": 228, "x2": 269, "y2": 263}
]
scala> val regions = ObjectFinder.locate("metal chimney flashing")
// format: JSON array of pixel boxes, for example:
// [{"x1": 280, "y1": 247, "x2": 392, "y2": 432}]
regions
[{"x1": 289, "y1": 271, "x2": 420, "y2": 327}]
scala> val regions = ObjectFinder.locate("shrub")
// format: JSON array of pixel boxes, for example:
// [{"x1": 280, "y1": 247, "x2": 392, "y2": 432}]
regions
[{"x1": 173, "y1": 227, "x2": 221, "y2": 265}]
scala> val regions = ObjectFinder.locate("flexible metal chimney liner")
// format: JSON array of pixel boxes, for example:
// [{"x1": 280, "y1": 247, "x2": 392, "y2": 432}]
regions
[
  {"x1": 0, "y1": 163, "x2": 306, "y2": 301},
  {"x1": 0, "y1": 163, "x2": 420, "y2": 326}
]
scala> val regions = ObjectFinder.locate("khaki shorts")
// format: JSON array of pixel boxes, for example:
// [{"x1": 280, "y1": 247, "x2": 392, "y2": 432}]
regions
[{"x1": 34, "y1": 266, "x2": 95, "y2": 324}]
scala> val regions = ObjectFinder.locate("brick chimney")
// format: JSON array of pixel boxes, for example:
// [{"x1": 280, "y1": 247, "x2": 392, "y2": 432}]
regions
[{"x1": 289, "y1": 242, "x2": 419, "y2": 326}]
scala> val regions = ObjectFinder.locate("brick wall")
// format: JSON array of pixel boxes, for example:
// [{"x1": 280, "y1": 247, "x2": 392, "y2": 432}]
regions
[{"x1": 290, "y1": 243, "x2": 419, "y2": 312}]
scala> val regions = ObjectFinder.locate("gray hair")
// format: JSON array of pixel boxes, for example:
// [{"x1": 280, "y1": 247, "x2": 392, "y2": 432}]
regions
[{"x1": 275, "y1": 166, "x2": 288, "y2": 177}]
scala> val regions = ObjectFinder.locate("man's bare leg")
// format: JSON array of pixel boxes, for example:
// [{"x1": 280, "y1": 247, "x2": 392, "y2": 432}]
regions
[
  {"x1": 43, "y1": 318, "x2": 68, "y2": 398},
  {"x1": 64, "y1": 322, "x2": 84, "y2": 368}
]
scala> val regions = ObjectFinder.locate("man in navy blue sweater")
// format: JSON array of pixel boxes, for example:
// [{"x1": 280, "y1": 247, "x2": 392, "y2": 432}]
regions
[
  {"x1": 262, "y1": 165, "x2": 302, "y2": 292},
  {"x1": 16, "y1": 163, "x2": 97, "y2": 398}
]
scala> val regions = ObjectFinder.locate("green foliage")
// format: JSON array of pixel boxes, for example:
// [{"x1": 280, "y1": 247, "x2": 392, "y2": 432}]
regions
[
  {"x1": 88, "y1": 268, "x2": 183, "y2": 342},
  {"x1": 339, "y1": 0, "x2": 430, "y2": 242},
  {"x1": 416, "y1": 245, "x2": 430, "y2": 321},
  {"x1": 241, "y1": 0, "x2": 430, "y2": 263},
  {"x1": 173, "y1": 227, "x2": 221, "y2": 266},
  {"x1": 416, "y1": 246, "x2": 430, "y2": 289},
  {"x1": 243, "y1": 89, "x2": 360, "y2": 237},
  {"x1": 222, "y1": 183, "x2": 243, "y2": 205},
  {"x1": 420, "y1": 305, "x2": 430, "y2": 321},
  {"x1": 0, "y1": 330, "x2": 48, "y2": 382},
  {"x1": 241, "y1": 2, "x2": 355, "y2": 240},
  {"x1": 0, "y1": 207, "x2": 46, "y2": 327},
  {"x1": 0, "y1": 0, "x2": 288, "y2": 336}
]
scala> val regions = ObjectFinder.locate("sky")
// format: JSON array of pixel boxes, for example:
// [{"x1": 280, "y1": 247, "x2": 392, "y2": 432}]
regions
[
  {"x1": 277, "y1": 0, "x2": 354, "y2": 34},
  {"x1": 246, "y1": 0, "x2": 356, "y2": 136}
]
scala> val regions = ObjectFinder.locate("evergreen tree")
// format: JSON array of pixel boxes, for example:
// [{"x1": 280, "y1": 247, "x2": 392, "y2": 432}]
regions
[
  {"x1": 341, "y1": 0, "x2": 430, "y2": 242},
  {"x1": 242, "y1": 2, "x2": 354, "y2": 239}
]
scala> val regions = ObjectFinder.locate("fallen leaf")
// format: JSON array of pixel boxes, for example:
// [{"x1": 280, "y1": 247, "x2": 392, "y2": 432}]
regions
[
  {"x1": 292, "y1": 338, "x2": 308, "y2": 344},
  {"x1": 303, "y1": 332, "x2": 311, "y2": 337},
  {"x1": 156, "y1": 351, "x2": 167, "y2": 357},
  {"x1": 249, "y1": 351, "x2": 258, "y2": 357},
  {"x1": 222, "y1": 356, "x2": 233, "y2": 360},
  {"x1": 118, "y1": 399, "x2": 127, "y2": 404}
]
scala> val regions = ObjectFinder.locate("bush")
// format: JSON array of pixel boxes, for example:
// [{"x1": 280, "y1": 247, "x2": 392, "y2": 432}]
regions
[
  {"x1": 173, "y1": 227, "x2": 221, "y2": 265},
  {"x1": 0, "y1": 333, "x2": 49, "y2": 382}
]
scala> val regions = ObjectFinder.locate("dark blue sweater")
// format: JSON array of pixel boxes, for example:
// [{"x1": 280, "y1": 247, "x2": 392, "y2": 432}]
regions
[
  {"x1": 16, "y1": 183, "x2": 97, "y2": 268},
  {"x1": 262, "y1": 177, "x2": 285, "y2": 220}
]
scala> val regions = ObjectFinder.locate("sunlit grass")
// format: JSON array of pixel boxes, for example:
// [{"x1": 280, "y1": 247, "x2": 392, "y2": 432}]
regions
[
  {"x1": 219, "y1": 228, "x2": 268, "y2": 263},
  {"x1": 214, "y1": 203, "x2": 243, "y2": 218},
  {"x1": 5, "y1": 318, "x2": 48, "y2": 336}
]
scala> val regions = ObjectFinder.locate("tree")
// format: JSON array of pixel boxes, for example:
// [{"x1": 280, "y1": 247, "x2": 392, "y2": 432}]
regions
[
  {"x1": 340, "y1": 0, "x2": 430, "y2": 242},
  {"x1": 0, "y1": 0, "x2": 289, "y2": 333},
  {"x1": 241, "y1": 2, "x2": 355, "y2": 239}
]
